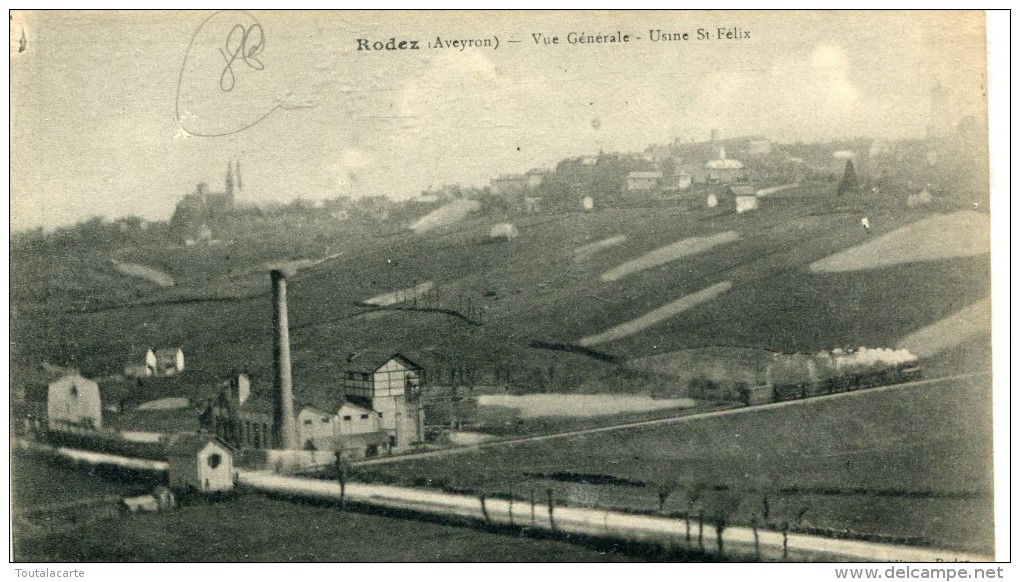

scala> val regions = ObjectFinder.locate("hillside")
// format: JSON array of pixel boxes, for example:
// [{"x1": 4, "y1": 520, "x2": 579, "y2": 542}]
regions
[
  {"x1": 11, "y1": 183, "x2": 991, "y2": 397},
  {"x1": 349, "y1": 376, "x2": 995, "y2": 553}
]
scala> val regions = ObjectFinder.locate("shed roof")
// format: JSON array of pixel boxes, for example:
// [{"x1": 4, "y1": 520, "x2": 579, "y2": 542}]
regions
[
  {"x1": 727, "y1": 185, "x2": 758, "y2": 196},
  {"x1": 344, "y1": 352, "x2": 423, "y2": 374},
  {"x1": 165, "y1": 432, "x2": 234, "y2": 457},
  {"x1": 627, "y1": 171, "x2": 663, "y2": 179},
  {"x1": 155, "y1": 347, "x2": 182, "y2": 360},
  {"x1": 128, "y1": 347, "x2": 155, "y2": 361},
  {"x1": 705, "y1": 159, "x2": 745, "y2": 169}
]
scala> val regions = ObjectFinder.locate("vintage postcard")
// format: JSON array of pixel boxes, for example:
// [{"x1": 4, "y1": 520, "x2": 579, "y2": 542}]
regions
[{"x1": 8, "y1": 9, "x2": 1003, "y2": 571}]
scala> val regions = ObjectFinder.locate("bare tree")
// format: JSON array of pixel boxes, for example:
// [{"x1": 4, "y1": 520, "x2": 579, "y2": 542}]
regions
[
  {"x1": 479, "y1": 492, "x2": 490, "y2": 524},
  {"x1": 656, "y1": 480, "x2": 679, "y2": 514},
  {"x1": 684, "y1": 482, "x2": 707, "y2": 546},
  {"x1": 781, "y1": 504, "x2": 810, "y2": 561},
  {"x1": 334, "y1": 451, "x2": 349, "y2": 509},
  {"x1": 705, "y1": 488, "x2": 744, "y2": 558},
  {"x1": 797, "y1": 505, "x2": 810, "y2": 525},
  {"x1": 751, "y1": 515, "x2": 761, "y2": 560}
]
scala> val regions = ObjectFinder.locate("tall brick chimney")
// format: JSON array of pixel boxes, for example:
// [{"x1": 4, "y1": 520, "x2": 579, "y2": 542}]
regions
[{"x1": 271, "y1": 269, "x2": 298, "y2": 449}]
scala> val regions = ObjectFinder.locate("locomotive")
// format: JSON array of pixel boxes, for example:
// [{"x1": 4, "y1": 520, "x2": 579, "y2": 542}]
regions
[{"x1": 748, "y1": 347, "x2": 922, "y2": 405}]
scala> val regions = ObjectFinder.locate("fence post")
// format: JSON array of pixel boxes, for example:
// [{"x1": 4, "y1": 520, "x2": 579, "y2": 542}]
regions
[
  {"x1": 547, "y1": 488, "x2": 555, "y2": 530},
  {"x1": 530, "y1": 489, "x2": 536, "y2": 527},
  {"x1": 782, "y1": 522, "x2": 789, "y2": 560},
  {"x1": 479, "y1": 492, "x2": 490, "y2": 525},
  {"x1": 752, "y1": 517, "x2": 760, "y2": 560},
  {"x1": 697, "y1": 512, "x2": 705, "y2": 551},
  {"x1": 334, "y1": 452, "x2": 347, "y2": 509},
  {"x1": 508, "y1": 491, "x2": 514, "y2": 527}
]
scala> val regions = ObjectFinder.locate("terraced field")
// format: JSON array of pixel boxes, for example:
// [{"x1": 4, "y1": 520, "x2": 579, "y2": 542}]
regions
[{"x1": 12, "y1": 187, "x2": 990, "y2": 395}]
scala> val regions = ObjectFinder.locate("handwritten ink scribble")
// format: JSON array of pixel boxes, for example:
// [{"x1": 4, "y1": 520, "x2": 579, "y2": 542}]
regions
[
  {"x1": 219, "y1": 23, "x2": 265, "y2": 92},
  {"x1": 176, "y1": 10, "x2": 285, "y2": 138}
]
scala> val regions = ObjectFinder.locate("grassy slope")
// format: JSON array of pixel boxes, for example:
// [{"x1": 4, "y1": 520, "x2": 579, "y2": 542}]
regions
[
  {"x1": 12, "y1": 453, "x2": 154, "y2": 509},
  {"x1": 350, "y1": 376, "x2": 994, "y2": 553},
  {"x1": 9, "y1": 190, "x2": 996, "y2": 558},
  {"x1": 11, "y1": 187, "x2": 991, "y2": 391}
]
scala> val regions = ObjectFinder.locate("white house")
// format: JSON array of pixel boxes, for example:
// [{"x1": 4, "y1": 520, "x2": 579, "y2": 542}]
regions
[
  {"x1": 297, "y1": 404, "x2": 339, "y2": 451},
  {"x1": 673, "y1": 171, "x2": 692, "y2": 190},
  {"x1": 166, "y1": 434, "x2": 235, "y2": 493},
  {"x1": 735, "y1": 196, "x2": 759, "y2": 214},
  {"x1": 626, "y1": 171, "x2": 663, "y2": 191},
  {"x1": 335, "y1": 402, "x2": 390, "y2": 458},
  {"x1": 705, "y1": 147, "x2": 746, "y2": 183},
  {"x1": 223, "y1": 370, "x2": 251, "y2": 406},
  {"x1": 154, "y1": 348, "x2": 185, "y2": 376},
  {"x1": 47, "y1": 374, "x2": 102, "y2": 431},
  {"x1": 343, "y1": 353, "x2": 423, "y2": 451},
  {"x1": 124, "y1": 348, "x2": 158, "y2": 378}
]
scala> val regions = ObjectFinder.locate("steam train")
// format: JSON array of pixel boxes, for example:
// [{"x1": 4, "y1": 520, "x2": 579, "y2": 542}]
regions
[
  {"x1": 769, "y1": 360, "x2": 923, "y2": 403},
  {"x1": 743, "y1": 348, "x2": 923, "y2": 406}
]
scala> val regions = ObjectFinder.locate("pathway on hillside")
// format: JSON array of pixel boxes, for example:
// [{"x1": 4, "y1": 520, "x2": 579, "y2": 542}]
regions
[{"x1": 353, "y1": 372, "x2": 990, "y2": 467}]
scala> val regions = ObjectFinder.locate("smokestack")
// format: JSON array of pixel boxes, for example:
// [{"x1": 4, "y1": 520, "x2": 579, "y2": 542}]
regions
[{"x1": 271, "y1": 269, "x2": 298, "y2": 450}]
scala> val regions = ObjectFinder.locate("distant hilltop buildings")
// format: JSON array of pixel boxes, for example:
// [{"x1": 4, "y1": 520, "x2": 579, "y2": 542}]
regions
[{"x1": 170, "y1": 160, "x2": 242, "y2": 243}]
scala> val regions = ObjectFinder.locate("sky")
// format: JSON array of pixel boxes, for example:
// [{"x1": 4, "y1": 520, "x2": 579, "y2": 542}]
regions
[{"x1": 9, "y1": 10, "x2": 989, "y2": 231}]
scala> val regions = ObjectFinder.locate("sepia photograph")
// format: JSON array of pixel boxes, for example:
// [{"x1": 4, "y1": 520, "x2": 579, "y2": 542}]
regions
[{"x1": 7, "y1": 9, "x2": 1006, "y2": 569}]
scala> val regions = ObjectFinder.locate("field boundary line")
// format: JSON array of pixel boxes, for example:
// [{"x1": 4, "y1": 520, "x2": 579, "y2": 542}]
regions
[{"x1": 353, "y1": 372, "x2": 991, "y2": 466}]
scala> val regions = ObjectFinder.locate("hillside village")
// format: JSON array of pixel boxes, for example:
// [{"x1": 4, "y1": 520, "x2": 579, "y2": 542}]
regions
[{"x1": 11, "y1": 107, "x2": 995, "y2": 559}]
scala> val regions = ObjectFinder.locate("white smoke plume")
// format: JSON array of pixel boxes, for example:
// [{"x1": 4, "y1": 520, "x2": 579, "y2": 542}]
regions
[
  {"x1": 831, "y1": 347, "x2": 918, "y2": 372},
  {"x1": 769, "y1": 347, "x2": 918, "y2": 384}
]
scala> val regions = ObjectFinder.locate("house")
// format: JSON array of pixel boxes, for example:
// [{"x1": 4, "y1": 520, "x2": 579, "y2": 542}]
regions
[
  {"x1": 747, "y1": 139, "x2": 772, "y2": 156},
  {"x1": 202, "y1": 380, "x2": 393, "y2": 458},
  {"x1": 294, "y1": 400, "x2": 392, "y2": 458},
  {"x1": 343, "y1": 353, "x2": 424, "y2": 451},
  {"x1": 525, "y1": 168, "x2": 550, "y2": 189},
  {"x1": 673, "y1": 171, "x2": 693, "y2": 191},
  {"x1": 166, "y1": 433, "x2": 235, "y2": 493},
  {"x1": 523, "y1": 196, "x2": 543, "y2": 214},
  {"x1": 124, "y1": 348, "x2": 158, "y2": 378},
  {"x1": 626, "y1": 171, "x2": 663, "y2": 191},
  {"x1": 47, "y1": 374, "x2": 102, "y2": 431},
  {"x1": 223, "y1": 370, "x2": 251, "y2": 406},
  {"x1": 490, "y1": 174, "x2": 530, "y2": 196},
  {"x1": 154, "y1": 348, "x2": 185, "y2": 376},
  {"x1": 13, "y1": 363, "x2": 76, "y2": 433},
  {"x1": 333, "y1": 402, "x2": 391, "y2": 458},
  {"x1": 202, "y1": 394, "x2": 276, "y2": 450},
  {"x1": 705, "y1": 147, "x2": 746, "y2": 183},
  {"x1": 735, "y1": 196, "x2": 759, "y2": 214},
  {"x1": 297, "y1": 404, "x2": 340, "y2": 451}
]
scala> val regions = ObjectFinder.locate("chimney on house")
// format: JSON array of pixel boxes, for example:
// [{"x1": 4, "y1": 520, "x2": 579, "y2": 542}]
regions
[{"x1": 271, "y1": 269, "x2": 298, "y2": 449}]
